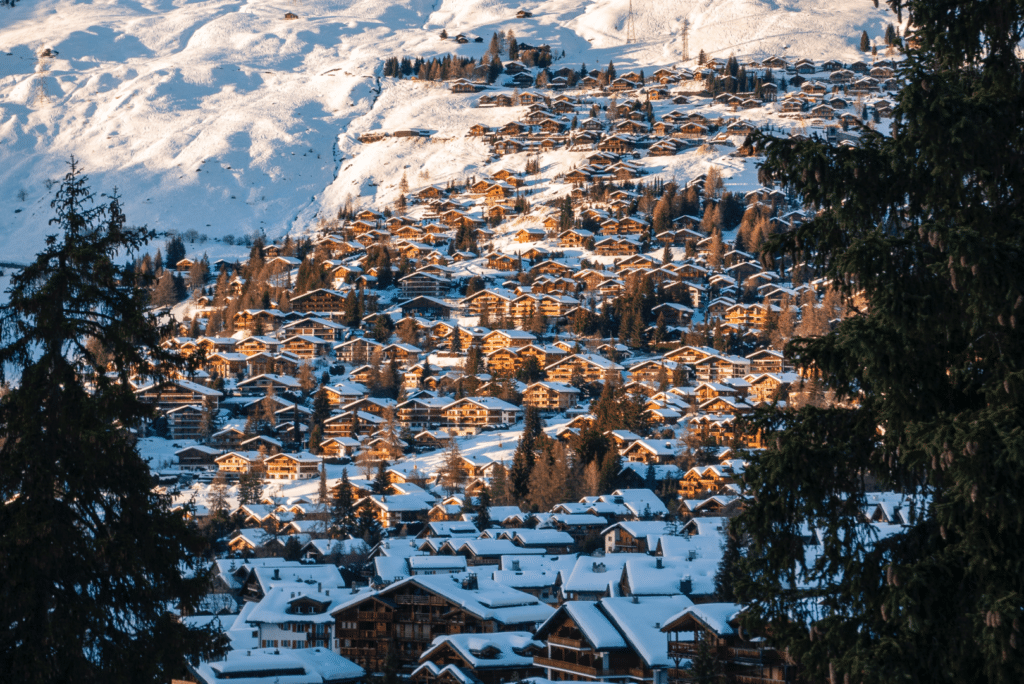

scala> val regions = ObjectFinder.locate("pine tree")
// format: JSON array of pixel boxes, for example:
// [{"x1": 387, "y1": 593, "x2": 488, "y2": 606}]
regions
[
  {"x1": 688, "y1": 636, "x2": 721, "y2": 684},
  {"x1": 238, "y1": 468, "x2": 264, "y2": 505},
  {"x1": 736, "y1": 3, "x2": 1024, "y2": 682},
  {"x1": 0, "y1": 161, "x2": 227, "y2": 681},
  {"x1": 708, "y1": 228, "x2": 725, "y2": 269},
  {"x1": 439, "y1": 438, "x2": 467, "y2": 496},
  {"x1": 372, "y1": 459, "x2": 393, "y2": 496},
  {"x1": 165, "y1": 233, "x2": 186, "y2": 268},
  {"x1": 331, "y1": 470, "x2": 357, "y2": 538},
  {"x1": 490, "y1": 461, "x2": 512, "y2": 506},
  {"x1": 509, "y1": 432, "x2": 536, "y2": 501},
  {"x1": 356, "y1": 501, "x2": 381, "y2": 546},
  {"x1": 597, "y1": 445, "x2": 621, "y2": 494},
  {"x1": 859, "y1": 30, "x2": 870, "y2": 52},
  {"x1": 315, "y1": 465, "x2": 330, "y2": 536},
  {"x1": 581, "y1": 460, "x2": 600, "y2": 497},
  {"x1": 714, "y1": 532, "x2": 742, "y2": 601},
  {"x1": 151, "y1": 271, "x2": 179, "y2": 307},
  {"x1": 208, "y1": 470, "x2": 230, "y2": 518},
  {"x1": 462, "y1": 481, "x2": 486, "y2": 528}
]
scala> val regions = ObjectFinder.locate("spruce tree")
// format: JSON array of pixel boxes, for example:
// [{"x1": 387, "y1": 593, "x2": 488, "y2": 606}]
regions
[
  {"x1": 713, "y1": 532, "x2": 742, "y2": 602},
  {"x1": 736, "y1": 2, "x2": 1024, "y2": 683},
  {"x1": 475, "y1": 487, "x2": 492, "y2": 531},
  {"x1": 331, "y1": 469, "x2": 357, "y2": 538},
  {"x1": 0, "y1": 160, "x2": 226, "y2": 682},
  {"x1": 597, "y1": 445, "x2": 621, "y2": 494},
  {"x1": 372, "y1": 460, "x2": 393, "y2": 496},
  {"x1": 859, "y1": 30, "x2": 870, "y2": 52}
]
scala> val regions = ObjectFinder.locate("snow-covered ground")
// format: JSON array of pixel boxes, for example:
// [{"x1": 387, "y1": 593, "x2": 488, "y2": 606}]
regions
[{"x1": 0, "y1": 0, "x2": 897, "y2": 262}]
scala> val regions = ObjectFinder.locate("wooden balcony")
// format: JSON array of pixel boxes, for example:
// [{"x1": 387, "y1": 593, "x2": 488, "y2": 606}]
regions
[
  {"x1": 395, "y1": 594, "x2": 447, "y2": 606},
  {"x1": 547, "y1": 635, "x2": 585, "y2": 649},
  {"x1": 667, "y1": 641, "x2": 702, "y2": 658},
  {"x1": 534, "y1": 656, "x2": 599, "y2": 676},
  {"x1": 733, "y1": 676, "x2": 789, "y2": 684}
]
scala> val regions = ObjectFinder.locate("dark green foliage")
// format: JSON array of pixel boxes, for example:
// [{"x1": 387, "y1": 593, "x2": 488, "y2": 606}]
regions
[
  {"x1": 372, "y1": 460, "x2": 393, "y2": 496},
  {"x1": 164, "y1": 234, "x2": 186, "y2": 268},
  {"x1": 372, "y1": 313, "x2": 394, "y2": 343},
  {"x1": 515, "y1": 355, "x2": 544, "y2": 383},
  {"x1": 688, "y1": 636, "x2": 721, "y2": 684},
  {"x1": 0, "y1": 160, "x2": 226, "y2": 683},
  {"x1": 237, "y1": 469, "x2": 265, "y2": 505},
  {"x1": 475, "y1": 487, "x2": 492, "y2": 531},
  {"x1": 597, "y1": 444, "x2": 621, "y2": 494},
  {"x1": 735, "y1": 3, "x2": 1024, "y2": 683},
  {"x1": 356, "y1": 502, "x2": 381, "y2": 545},
  {"x1": 311, "y1": 386, "x2": 331, "y2": 428},
  {"x1": 859, "y1": 30, "x2": 870, "y2": 52},
  {"x1": 714, "y1": 532, "x2": 743, "y2": 602},
  {"x1": 331, "y1": 470, "x2": 357, "y2": 538}
]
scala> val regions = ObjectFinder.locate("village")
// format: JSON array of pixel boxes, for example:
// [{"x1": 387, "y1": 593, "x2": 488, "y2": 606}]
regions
[{"x1": 134, "y1": 51, "x2": 909, "y2": 684}]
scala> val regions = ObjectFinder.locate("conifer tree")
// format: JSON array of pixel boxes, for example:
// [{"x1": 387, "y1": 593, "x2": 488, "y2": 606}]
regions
[
  {"x1": 331, "y1": 469, "x2": 357, "y2": 538},
  {"x1": 439, "y1": 437, "x2": 468, "y2": 496},
  {"x1": 237, "y1": 468, "x2": 264, "y2": 505},
  {"x1": 490, "y1": 461, "x2": 512, "y2": 506},
  {"x1": 0, "y1": 160, "x2": 228, "y2": 682},
  {"x1": 859, "y1": 30, "x2": 871, "y2": 52},
  {"x1": 736, "y1": 3, "x2": 1024, "y2": 682},
  {"x1": 597, "y1": 444, "x2": 621, "y2": 494},
  {"x1": 372, "y1": 460, "x2": 393, "y2": 496},
  {"x1": 475, "y1": 487, "x2": 492, "y2": 531}
]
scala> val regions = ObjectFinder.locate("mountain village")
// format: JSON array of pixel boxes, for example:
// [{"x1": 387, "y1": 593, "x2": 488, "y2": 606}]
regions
[{"x1": 114, "y1": 47, "x2": 918, "y2": 684}]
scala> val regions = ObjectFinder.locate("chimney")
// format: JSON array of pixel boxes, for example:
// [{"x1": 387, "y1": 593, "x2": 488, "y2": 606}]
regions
[
  {"x1": 680, "y1": 575, "x2": 693, "y2": 594},
  {"x1": 318, "y1": 583, "x2": 322, "y2": 593},
  {"x1": 291, "y1": 592, "x2": 295, "y2": 598},
  {"x1": 511, "y1": 560, "x2": 521, "y2": 571},
  {"x1": 655, "y1": 557, "x2": 663, "y2": 569},
  {"x1": 273, "y1": 568, "x2": 281, "y2": 580},
  {"x1": 632, "y1": 595, "x2": 639, "y2": 604}
]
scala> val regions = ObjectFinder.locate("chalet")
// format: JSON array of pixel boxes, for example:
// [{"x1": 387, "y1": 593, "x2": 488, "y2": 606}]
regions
[
  {"x1": 533, "y1": 596, "x2": 694, "y2": 684},
  {"x1": 165, "y1": 404, "x2": 206, "y2": 440},
  {"x1": 545, "y1": 353, "x2": 623, "y2": 385},
  {"x1": 264, "y1": 452, "x2": 321, "y2": 480},
  {"x1": 281, "y1": 317, "x2": 346, "y2": 342},
  {"x1": 334, "y1": 337, "x2": 383, "y2": 364},
  {"x1": 291, "y1": 288, "x2": 349, "y2": 315},
  {"x1": 661, "y1": 604, "x2": 797, "y2": 684},
  {"x1": 281, "y1": 335, "x2": 331, "y2": 359},
  {"x1": 175, "y1": 445, "x2": 223, "y2": 470},
  {"x1": 237, "y1": 373, "x2": 302, "y2": 396},
  {"x1": 487, "y1": 253, "x2": 519, "y2": 271},
  {"x1": 482, "y1": 329, "x2": 536, "y2": 355},
  {"x1": 215, "y1": 451, "x2": 263, "y2": 478},
  {"x1": 443, "y1": 397, "x2": 522, "y2": 434},
  {"x1": 523, "y1": 381, "x2": 580, "y2": 411},
  {"x1": 135, "y1": 379, "x2": 222, "y2": 412},
  {"x1": 593, "y1": 237, "x2": 640, "y2": 256},
  {"x1": 413, "y1": 632, "x2": 543, "y2": 684},
  {"x1": 332, "y1": 574, "x2": 553, "y2": 671},
  {"x1": 621, "y1": 439, "x2": 678, "y2": 465},
  {"x1": 514, "y1": 227, "x2": 548, "y2": 243}
]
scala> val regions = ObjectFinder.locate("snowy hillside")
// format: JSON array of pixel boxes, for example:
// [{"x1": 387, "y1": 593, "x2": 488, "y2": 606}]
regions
[{"x1": 0, "y1": 0, "x2": 897, "y2": 261}]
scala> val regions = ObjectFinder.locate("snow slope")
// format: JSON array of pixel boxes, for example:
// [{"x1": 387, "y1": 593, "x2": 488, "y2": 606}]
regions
[{"x1": 0, "y1": 0, "x2": 897, "y2": 261}]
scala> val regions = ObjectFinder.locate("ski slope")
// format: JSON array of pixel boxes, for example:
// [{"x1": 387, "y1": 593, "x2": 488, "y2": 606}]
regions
[{"x1": 0, "y1": 0, "x2": 897, "y2": 261}]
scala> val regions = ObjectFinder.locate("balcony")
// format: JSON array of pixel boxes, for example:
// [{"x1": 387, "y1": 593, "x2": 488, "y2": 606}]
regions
[
  {"x1": 548, "y1": 635, "x2": 585, "y2": 649},
  {"x1": 534, "y1": 656, "x2": 599, "y2": 677},
  {"x1": 395, "y1": 594, "x2": 447, "y2": 605},
  {"x1": 667, "y1": 642, "x2": 704, "y2": 659}
]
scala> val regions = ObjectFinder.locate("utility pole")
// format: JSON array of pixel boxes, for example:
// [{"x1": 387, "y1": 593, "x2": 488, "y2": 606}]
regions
[
  {"x1": 682, "y1": 18, "x2": 690, "y2": 62},
  {"x1": 626, "y1": 0, "x2": 637, "y2": 44}
]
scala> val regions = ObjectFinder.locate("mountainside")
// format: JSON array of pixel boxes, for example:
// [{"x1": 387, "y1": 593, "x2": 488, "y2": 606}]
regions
[{"x1": 0, "y1": 0, "x2": 897, "y2": 261}]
